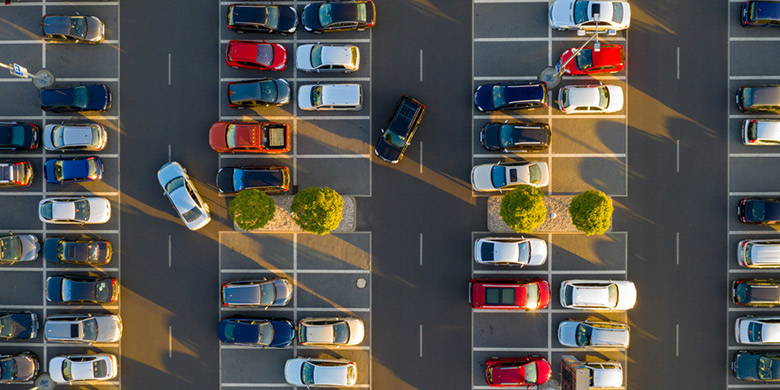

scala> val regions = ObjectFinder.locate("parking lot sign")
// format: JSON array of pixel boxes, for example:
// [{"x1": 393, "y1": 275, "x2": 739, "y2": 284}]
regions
[{"x1": 10, "y1": 63, "x2": 28, "y2": 78}]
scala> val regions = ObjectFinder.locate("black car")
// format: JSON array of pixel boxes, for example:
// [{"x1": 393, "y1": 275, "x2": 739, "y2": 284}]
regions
[
  {"x1": 0, "y1": 352, "x2": 39, "y2": 383},
  {"x1": 0, "y1": 312, "x2": 38, "y2": 340},
  {"x1": 737, "y1": 85, "x2": 780, "y2": 114},
  {"x1": 738, "y1": 198, "x2": 780, "y2": 224},
  {"x1": 40, "y1": 85, "x2": 112, "y2": 113},
  {"x1": 46, "y1": 276, "x2": 117, "y2": 304},
  {"x1": 43, "y1": 237, "x2": 112, "y2": 265},
  {"x1": 42, "y1": 15, "x2": 105, "y2": 43},
  {"x1": 733, "y1": 279, "x2": 780, "y2": 307},
  {"x1": 733, "y1": 351, "x2": 780, "y2": 382},
  {"x1": 302, "y1": 0, "x2": 377, "y2": 33},
  {"x1": 742, "y1": 1, "x2": 780, "y2": 26},
  {"x1": 218, "y1": 317, "x2": 295, "y2": 347},
  {"x1": 474, "y1": 82, "x2": 548, "y2": 112},
  {"x1": 216, "y1": 166, "x2": 291, "y2": 194},
  {"x1": 0, "y1": 122, "x2": 39, "y2": 151},
  {"x1": 226, "y1": 4, "x2": 298, "y2": 34},
  {"x1": 480, "y1": 121, "x2": 551, "y2": 152},
  {"x1": 374, "y1": 96, "x2": 425, "y2": 164},
  {"x1": 227, "y1": 79, "x2": 290, "y2": 108}
]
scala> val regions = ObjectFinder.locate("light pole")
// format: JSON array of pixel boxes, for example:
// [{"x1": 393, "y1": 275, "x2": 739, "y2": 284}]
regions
[
  {"x1": 0, "y1": 62, "x2": 55, "y2": 89},
  {"x1": 538, "y1": 15, "x2": 603, "y2": 88}
]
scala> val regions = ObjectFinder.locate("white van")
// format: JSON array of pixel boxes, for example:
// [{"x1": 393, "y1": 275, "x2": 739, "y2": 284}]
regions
[
  {"x1": 738, "y1": 239, "x2": 780, "y2": 268},
  {"x1": 742, "y1": 119, "x2": 780, "y2": 145},
  {"x1": 298, "y1": 84, "x2": 362, "y2": 111}
]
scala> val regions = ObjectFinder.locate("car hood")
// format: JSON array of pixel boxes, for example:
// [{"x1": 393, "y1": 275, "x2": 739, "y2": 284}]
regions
[
  {"x1": 558, "y1": 321, "x2": 580, "y2": 346},
  {"x1": 614, "y1": 281, "x2": 637, "y2": 310},
  {"x1": 85, "y1": 16, "x2": 105, "y2": 42},
  {"x1": 734, "y1": 353, "x2": 761, "y2": 381},
  {"x1": 284, "y1": 359, "x2": 305, "y2": 385},
  {"x1": 94, "y1": 315, "x2": 122, "y2": 342},
  {"x1": 83, "y1": 85, "x2": 111, "y2": 111},
  {"x1": 346, "y1": 318, "x2": 365, "y2": 345},
  {"x1": 471, "y1": 164, "x2": 495, "y2": 191},
  {"x1": 296, "y1": 45, "x2": 315, "y2": 70},
  {"x1": 13, "y1": 354, "x2": 38, "y2": 381},
  {"x1": 86, "y1": 198, "x2": 111, "y2": 223},
  {"x1": 48, "y1": 357, "x2": 66, "y2": 383},
  {"x1": 271, "y1": 320, "x2": 295, "y2": 347},
  {"x1": 208, "y1": 123, "x2": 229, "y2": 151},
  {"x1": 474, "y1": 84, "x2": 495, "y2": 111},
  {"x1": 17, "y1": 235, "x2": 39, "y2": 262},
  {"x1": 605, "y1": 85, "x2": 625, "y2": 112},
  {"x1": 298, "y1": 85, "x2": 314, "y2": 110},
  {"x1": 276, "y1": 6, "x2": 298, "y2": 32},
  {"x1": 301, "y1": 4, "x2": 323, "y2": 30},
  {"x1": 550, "y1": 0, "x2": 576, "y2": 27},
  {"x1": 528, "y1": 239, "x2": 548, "y2": 265}
]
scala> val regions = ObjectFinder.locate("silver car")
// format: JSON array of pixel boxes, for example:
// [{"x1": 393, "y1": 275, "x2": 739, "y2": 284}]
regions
[
  {"x1": 38, "y1": 197, "x2": 111, "y2": 224},
  {"x1": 298, "y1": 317, "x2": 365, "y2": 346},
  {"x1": 284, "y1": 357, "x2": 357, "y2": 387},
  {"x1": 49, "y1": 353, "x2": 117, "y2": 384},
  {"x1": 296, "y1": 44, "x2": 360, "y2": 72},
  {"x1": 742, "y1": 119, "x2": 780, "y2": 145},
  {"x1": 157, "y1": 161, "x2": 211, "y2": 231},
  {"x1": 558, "y1": 320, "x2": 630, "y2": 348},
  {"x1": 585, "y1": 361, "x2": 623, "y2": 389},
  {"x1": 42, "y1": 123, "x2": 107, "y2": 151},
  {"x1": 298, "y1": 84, "x2": 362, "y2": 111},
  {"x1": 221, "y1": 278, "x2": 292, "y2": 307},
  {"x1": 735, "y1": 316, "x2": 780, "y2": 344},
  {"x1": 0, "y1": 233, "x2": 39, "y2": 264},
  {"x1": 549, "y1": 0, "x2": 631, "y2": 33},
  {"x1": 474, "y1": 237, "x2": 548, "y2": 266},
  {"x1": 45, "y1": 314, "x2": 122, "y2": 343}
]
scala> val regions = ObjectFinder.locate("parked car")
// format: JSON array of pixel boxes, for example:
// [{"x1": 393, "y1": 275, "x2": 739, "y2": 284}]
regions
[
  {"x1": 44, "y1": 314, "x2": 122, "y2": 343},
  {"x1": 738, "y1": 198, "x2": 780, "y2": 224},
  {"x1": 0, "y1": 352, "x2": 38, "y2": 383},
  {"x1": 218, "y1": 317, "x2": 294, "y2": 347},
  {"x1": 0, "y1": 161, "x2": 33, "y2": 187},
  {"x1": 738, "y1": 239, "x2": 780, "y2": 268},
  {"x1": 473, "y1": 237, "x2": 548, "y2": 266},
  {"x1": 736, "y1": 316, "x2": 780, "y2": 344},
  {"x1": 49, "y1": 354, "x2": 117, "y2": 384},
  {"x1": 558, "y1": 320, "x2": 630, "y2": 348},
  {"x1": 42, "y1": 122, "x2": 107, "y2": 152},
  {"x1": 43, "y1": 237, "x2": 112, "y2": 265},
  {"x1": 0, "y1": 312, "x2": 38, "y2": 340},
  {"x1": 737, "y1": 85, "x2": 780, "y2": 113},
  {"x1": 585, "y1": 361, "x2": 624, "y2": 388},
  {"x1": 558, "y1": 44, "x2": 625, "y2": 75},
  {"x1": 226, "y1": 4, "x2": 298, "y2": 34},
  {"x1": 298, "y1": 84, "x2": 362, "y2": 111},
  {"x1": 44, "y1": 157, "x2": 103, "y2": 184},
  {"x1": 157, "y1": 161, "x2": 211, "y2": 231},
  {"x1": 46, "y1": 276, "x2": 117, "y2": 304},
  {"x1": 216, "y1": 166, "x2": 291, "y2": 194},
  {"x1": 374, "y1": 96, "x2": 426, "y2": 163},
  {"x1": 42, "y1": 14, "x2": 105, "y2": 43},
  {"x1": 733, "y1": 279, "x2": 780, "y2": 307},
  {"x1": 0, "y1": 233, "x2": 39, "y2": 264},
  {"x1": 484, "y1": 356, "x2": 552, "y2": 387},
  {"x1": 221, "y1": 278, "x2": 292, "y2": 307},
  {"x1": 296, "y1": 44, "x2": 360, "y2": 72},
  {"x1": 469, "y1": 279, "x2": 550, "y2": 310},
  {"x1": 41, "y1": 85, "x2": 111, "y2": 113},
  {"x1": 38, "y1": 197, "x2": 111, "y2": 224},
  {"x1": 743, "y1": 119, "x2": 780, "y2": 145},
  {"x1": 474, "y1": 82, "x2": 547, "y2": 112},
  {"x1": 549, "y1": 0, "x2": 631, "y2": 33},
  {"x1": 558, "y1": 84, "x2": 624, "y2": 113},
  {"x1": 0, "y1": 122, "x2": 39, "y2": 151},
  {"x1": 480, "y1": 121, "x2": 551, "y2": 152},
  {"x1": 732, "y1": 351, "x2": 780, "y2": 382},
  {"x1": 209, "y1": 121, "x2": 290, "y2": 153},
  {"x1": 302, "y1": 0, "x2": 377, "y2": 33},
  {"x1": 227, "y1": 78, "x2": 290, "y2": 108},
  {"x1": 741, "y1": 1, "x2": 780, "y2": 26},
  {"x1": 560, "y1": 280, "x2": 637, "y2": 311},
  {"x1": 471, "y1": 161, "x2": 549, "y2": 191},
  {"x1": 284, "y1": 357, "x2": 357, "y2": 387},
  {"x1": 298, "y1": 317, "x2": 365, "y2": 346},
  {"x1": 225, "y1": 40, "x2": 287, "y2": 71}
]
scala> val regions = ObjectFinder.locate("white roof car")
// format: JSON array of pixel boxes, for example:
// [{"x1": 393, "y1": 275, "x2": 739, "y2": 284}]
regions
[
  {"x1": 296, "y1": 44, "x2": 360, "y2": 73},
  {"x1": 49, "y1": 353, "x2": 117, "y2": 384},
  {"x1": 549, "y1": 0, "x2": 631, "y2": 33},
  {"x1": 298, "y1": 84, "x2": 362, "y2": 111},
  {"x1": 157, "y1": 161, "x2": 211, "y2": 231},
  {"x1": 471, "y1": 161, "x2": 549, "y2": 192},
  {"x1": 558, "y1": 84, "x2": 624, "y2": 114},
  {"x1": 474, "y1": 237, "x2": 548, "y2": 266},
  {"x1": 586, "y1": 361, "x2": 624, "y2": 389},
  {"x1": 737, "y1": 240, "x2": 780, "y2": 268},
  {"x1": 42, "y1": 123, "x2": 107, "y2": 151},
  {"x1": 560, "y1": 280, "x2": 637, "y2": 311},
  {"x1": 736, "y1": 316, "x2": 780, "y2": 344},
  {"x1": 558, "y1": 320, "x2": 630, "y2": 348},
  {"x1": 742, "y1": 119, "x2": 780, "y2": 145},
  {"x1": 39, "y1": 197, "x2": 111, "y2": 224},
  {"x1": 45, "y1": 314, "x2": 122, "y2": 343},
  {"x1": 284, "y1": 357, "x2": 357, "y2": 387},
  {"x1": 298, "y1": 317, "x2": 365, "y2": 346}
]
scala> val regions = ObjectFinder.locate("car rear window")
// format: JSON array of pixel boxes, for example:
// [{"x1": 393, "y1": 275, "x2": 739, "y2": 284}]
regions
[
  {"x1": 480, "y1": 242, "x2": 495, "y2": 261},
  {"x1": 611, "y1": 3, "x2": 624, "y2": 23},
  {"x1": 491, "y1": 166, "x2": 507, "y2": 188},
  {"x1": 484, "y1": 287, "x2": 515, "y2": 305}
]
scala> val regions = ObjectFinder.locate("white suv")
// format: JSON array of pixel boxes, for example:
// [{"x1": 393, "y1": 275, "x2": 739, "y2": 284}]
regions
[
  {"x1": 560, "y1": 280, "x2": 637, "y2": 311},
  {"x1": 549, "y1": 0, "x2": 631, "y2": 34},
  {"x1": 298, "y1": 84, "x2": 362, "y2": 111}
]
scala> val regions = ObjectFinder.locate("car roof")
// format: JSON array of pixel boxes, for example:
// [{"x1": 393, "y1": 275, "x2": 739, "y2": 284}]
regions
[
  {"x1": 46, "y1": 319, "x2": 81, "y2": 339},
  {"x1": 313, "y1": 363, "x2": 351, "y2": 385},
  {"x1": 322, "y1": 2, "x2": 369, "y2": 23},
  {"x1": 503, "y1": 84, "x2": 545, "y2": 104},
  {"x1": 229, "y1": 41, "x2": 260, "y2": 63},
  {"x1": 749, "y1": 284, "x2": 780, "y2": 302},
  {"x1": 320, "y1": 84, "x2": 361, "y2": 105},
  {"x1": 590, "y1": 44, "x2": 623, "y2": 66},
  {"x1": 51, "y1": 201, "x2": 77, "y2": 220},
  {"x1": 750, "y1": 86, "x2": 780, "y2": 106},
  {"x1": 591, "y1": 326, "x2": 629, "y2": 345},
  {"x1": 571, "y1": 285, "x2": 612, "y2": 306},
  {"x1": 752, "y1": 1, "x2": 780, "y2": 19},
  {"x1": 320, "y1": 45, "x2": 355, "y2": 65},
  {"x1": 756, "y1": 121, "x2": 780, "y2": 140},
  {"x1": 236, "y1": 167, "x2": 286, "y2": 187},
  {"x1": 566, "y1": 85, "x2": 604, "y2": 105},
  {"x1": 224, "y1": 283, "x2": 262, "y2": 304},
  {"x1": 589, "y1": 364, "x2": 623, "y2": 386},
  {"x1": 42, "y1": 16, "x2": 72, "y2": 34}
]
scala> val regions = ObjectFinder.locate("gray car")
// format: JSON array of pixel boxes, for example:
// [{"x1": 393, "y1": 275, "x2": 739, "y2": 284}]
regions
[
  {"x1": 221, "y1": 278, "x2": 292, "y2": 307},
  {"x1": 44, "y1": 314, "x2": 122, "y2": 343},
  {"x1": 157, "y1": 161, "x2": 211, "y2": 231},
  {"x1": 42, "y1": 123, "x2": 107, "y2": 152},
  {"x1": 558, "y1": 320, "x2": 630, "y2": 348},
  {"x1": 0, "y1": 234, "x2": 39, "y2": 264}
]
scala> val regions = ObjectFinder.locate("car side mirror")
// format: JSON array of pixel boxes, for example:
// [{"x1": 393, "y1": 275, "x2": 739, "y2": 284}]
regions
[
  {"x1": 379, "y1": 128, "x2": 386, "y2": 134},
  {"x1": 576, "y1": 29, "x2": 586, "y2": 36}
]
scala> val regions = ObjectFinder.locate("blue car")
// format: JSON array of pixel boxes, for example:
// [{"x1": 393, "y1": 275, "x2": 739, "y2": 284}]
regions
[
  {"x1": 218, "y1": 317, "x2": 294, "y2": 347},
  {"x1": 473, "y1": 82, "x2": 547, "y2": 112},
  {"x1": 0, "y1": 312, "x2": 38, "y2": 340},
  {"x1": 733, "y1": 351, "x2": 780, "y2": 382},
  {"x1": 44, "y1": 156, "x2": 103, "y2": 184},
  {"x1": 40, "y1": 85, "x2": 111, "y2": 113}
]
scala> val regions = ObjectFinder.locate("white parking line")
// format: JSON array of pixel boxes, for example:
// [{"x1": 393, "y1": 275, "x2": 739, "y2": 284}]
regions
[
  {"x1": 730, "y1": 153, "x2": 780, "y2": 157},
  {"x1": 475, "y1": 37, "x2": 626, "y2": 42},
  {"x1": 219, "y1": 39, "x2": 371, "y2": 44},
  {"x1": 419, "y1": 233, "x2": 423, "y2": 266},
  {"x1": 219, "y1": 115, "x2": 370, "y2": 121},
  {"x1": 220, "y1": 154, "x2": 370, "y2": 159},
  {"x1": 473, "y1": 114, "x2": 626, "y2": 119},
  {"x1": 221, "y1": 307, "x2": 369, "y2": 312},
  {"x1": 675, "y1": 323, "x2": 680, "y2": 357},
  {"x1": 473, "y1": 269, "x2": 627, "y2": 275},
  {"x1": 220, "y1": 77, "x2": 370, "y2": 82},
  {"x1": 418, "y1": 324, "x2": 423, "y2": 358},
  {"x1": 730, "y1": 37, "x2": 780, "y2": 41},
  {"x1": 220, "y1": 269, "x2": 369, "y2": 274},
  {"x1": 472, "y1": 153, "x2": 625, "y2": 158},
  {"x1": 676, "y1": 232, "x2": 680, "y2": 265},
  {"x1": 729, "y1": 76, "x2": 780, "y2": 80},
  {"x1": 729, "y1": 192, "x2": 780, "y2": 196}
]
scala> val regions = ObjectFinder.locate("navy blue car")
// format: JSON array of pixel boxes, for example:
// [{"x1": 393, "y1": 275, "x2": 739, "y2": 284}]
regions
[
  {"x1": 733, "y1": 351, "x2": 780, "y2": 382},
  {"x1": 474, "y1": 82, "x2": 547, "y2": 112},
  {"x1": 40, "y1": 85, "x2": 111, "y2": 113},
  {"x1": 44, "y1": 156, "x2": 103, "y2": 184},
  {"x1": 218, "y1": 317, "x2": 294, "y2": 347},
  {"x1": 0, "y1": 312, "x2": 38, "y2": 340},
  {"x1": 0, "y1": 122, "x2": 39, "y2": 151},
  {"x1": 738, "y1": 198, "x2": 780, "y2": 224},
  {"x1": 46, "y1": 276, "x2": 117, "y2": 304},
  {"x1": 43, "y1": 237, "x2": 112, "y2": 265}
]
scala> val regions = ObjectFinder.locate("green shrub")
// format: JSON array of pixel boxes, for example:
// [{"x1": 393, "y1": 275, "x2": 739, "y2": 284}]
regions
[
  {"x1": 499, "y1": 186, "x2": 547, "y2": 233},
  {"x1": 569, "y1": 190, "x2": 613, "y2": 236},
  {"x1": 229, "y1": 189, "x2": 276, "y2": 231},
  {"x1": 292, "y1": 187, "x2": 343, "y2": 235}
]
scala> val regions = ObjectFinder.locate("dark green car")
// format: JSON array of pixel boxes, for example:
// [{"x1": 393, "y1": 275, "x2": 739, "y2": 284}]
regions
[{"x1": 733, "y1": 351, "x2": 780, "y2": 382}]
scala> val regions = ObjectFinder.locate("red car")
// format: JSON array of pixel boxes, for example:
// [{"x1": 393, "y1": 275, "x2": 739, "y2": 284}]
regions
[
  {"x1": 209, "y1": 121, "x2": 291, "y2": 153},
  {"x1": 485, "y1": 356, "x2": 551, "y2": 387},
  {"x1": 469, "y1": 279, "x2": 550, "y2": 310},
  {"x1": 558, "y1": 43, "x2": 625, "y2": 75},
  {"x1": 225, "y1": 40, "x2": 287, "y2": 71}
]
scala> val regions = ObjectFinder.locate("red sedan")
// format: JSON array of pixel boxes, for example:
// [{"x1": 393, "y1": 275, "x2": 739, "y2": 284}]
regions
[
  {"x1": 558, "y1": 43, "x2": 625, "y2": 75},
  {"x1": 485, "y1": 356, "x2": 551, "y2": 387},
  {"x1": 209, "y1": 121, "x2": 290, "y2": 153},
  {"x1": 225, "y1": 40, "x2": 287, "y2": 71},
  {"x1": 469, "y1": 279, "x2": 550, "y2": 310}
]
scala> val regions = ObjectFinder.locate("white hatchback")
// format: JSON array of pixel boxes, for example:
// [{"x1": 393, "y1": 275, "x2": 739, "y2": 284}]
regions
[
  {"x1": 558, "y1": 84, "x2": 624, "y2": 114},
  {"x1": 471, "y1": 161, "x2": 549, "y2": 192},
  {"x1": 38, "y1": 197, "x2": 110, "y2": 224},
  {"x1": 560, "y1": 279, "x2": 637, "y2": 311},
  {"x1": 298, "y1": 317, "x2": 365, "y2": 346},
  {"x1": 284, "y1": 357, "x2": 357, "y2": 387},
  {"x1": 49, "y1": 353, "x2": 117, "y2": 384},
  {"x1": 474, "y1": 237, "x2": 548, "y2": 266},
  {"x1": 298, "y1": 84, "x2": 362, "y2": 111},
  {"x1": 735, "y1": 316, "x2": 780, "y2": 344},
  {"x1": 296, "y1": 44, "x2": 360, "y2": 72}
]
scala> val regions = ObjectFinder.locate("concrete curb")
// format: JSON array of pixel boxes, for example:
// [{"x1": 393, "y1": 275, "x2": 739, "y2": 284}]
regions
[
  {"x1": 487, "y1": 195, "x2": 612, "y2": 234},
  {"x1": 234, "y1": 195, "x2": 356, "y2": 233}
]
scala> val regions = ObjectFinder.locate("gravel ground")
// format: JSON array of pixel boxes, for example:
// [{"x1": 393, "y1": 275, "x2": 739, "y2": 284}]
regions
[
  {"x1": 487, "y1": 195, "x2": 580, "y2": 233},
  {"x1": 235, "y1": 195, "x2": 356, "y2": 233}
]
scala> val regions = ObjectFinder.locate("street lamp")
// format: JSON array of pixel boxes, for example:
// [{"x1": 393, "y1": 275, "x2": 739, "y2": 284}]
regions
[
  {"x1": 538, "y1": 14, "x2": 602, "y2": 88},
  {"x1": 0, "y1": 62, "x2": 55, "y2": 89}
]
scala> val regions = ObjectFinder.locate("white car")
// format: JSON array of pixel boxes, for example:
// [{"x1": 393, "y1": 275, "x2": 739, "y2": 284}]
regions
[
  {"x1": 471, "y1": 161, "x2": 549, "y2": 192},
  {"x1": 558, "y1": 320, "x2": 630, "y2": 348},
  {"x1": 560, "y1": 280, "x2": 637, "y2": 311},
  {"x1": 549, "y1": 0, "x2": 631, "y2": 33},
  {"x1": 157, "y1": 161, "x2": 211, "y2": 231},
  {"x1": 42, "y1": 123, "x2": 107, "y2": 151},
  {"x1": 735, "y1": 316, "x2": 780, "y2": 344},
  {"x1": 49, "y1": 353, "x2": 117, "y2": 384},
  {"x1": 585, "y1": 361, "x2": 624, "y2": 389},
  {"x1": 298, "y1": 84, "x2": 362, "y2": 111},
  {"x1": 558, "y1": 84, "x2": 624, "y2": 114},
  {"x1": 45, "y1": 314, "x2": 122, "y2": 343},
  {"x1": 474, "y1": 237, "x2": 548, "y2": 266},
  {"x1": 38, "y1": 197, "x2": 111, "y2": 224},
  {"x1": 298, "y1": 317, "x2": 365, "y2": 346},
  {"x1": 284, "y1": 357, "x2": 357, "y2": 387},
  {"x1": 296, "y1": 44, "x2": 360, "y2": 72}
]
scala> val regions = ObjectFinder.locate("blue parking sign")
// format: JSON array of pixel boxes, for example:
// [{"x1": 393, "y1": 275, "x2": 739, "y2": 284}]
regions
[{"x1": 10, "y1": 63, "x2": 28, "y2": 78}]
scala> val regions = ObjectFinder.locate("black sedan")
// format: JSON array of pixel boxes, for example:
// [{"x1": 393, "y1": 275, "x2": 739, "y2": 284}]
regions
[
  {"x1": 43, "y1": 237, "x2": 112, "y2": 265},
  {"x1": 302, "y1": 0, "x2": 377, "y2": 33},
  {"x1": 227, "y1": 79, "x2": 290, "y2": 108},
  {"x1": 218, "y1": 317, "x2": 295, "y2": 347},
  {"x1": 0, "y1": 352, "x2": 39, "y2": 384},
  {"x1": 226, "y1": 4, "x2": 297, "y2": 34},
  {"x1": 0, "y1": 122, "x2": 39, "y2": 151},
  {"x1": 41, "y1": 85, "x2": 111, "y2": 113},
  {"x1": 216, "y1": 166, "x2": 291, "y2": 194},
  {"x1": 44, "y1": 156, "x2": 104, "y2": 184},
  {"x1": 480, "y1": 121, "x2": 551, "y2": 152},
  {"x1": 474, "y1": 82, "x2": 547, "y2": 112},
  {"x1": 733, "y1": 351, "x2": 780, "y2": 382},
  {"x1": 738, "y1": 198, "x2": 780, "y2": 224},
  {"x1": 46, "y1": 276, "x2": 117, "y2": 304},
  {"x1": 0, "y1": 312, "x2": 38, "y2": 340},
  {"x1": 42, "y1": 15, "x2": 105, "y2": 43}
]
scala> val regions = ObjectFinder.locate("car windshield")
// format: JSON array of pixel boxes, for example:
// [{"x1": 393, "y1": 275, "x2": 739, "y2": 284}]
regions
[
  {"x1": 598, "y1": 87, "x2": 610, "y2": 108},
  {"x1": 319, "y1": 4, "x2": 335, "y2": 26},
  {"x1": 93, "y1": 359, "x2": 107, "y2": 379},
  {"x1": 311, "y1": 45, "x2": 324, "y2": 68},
  {"x1": 40, "y1": 202, "x2": 53, "y2": 220},
  {"x1": 0, "y1": 357, "x2": 14, "y2": 380},
  {"x1": 74, "y1": 199, "x2": 90, "y2": 221},
  {"x1": 311, "y1": 86, "x2": 324, "y2": 107},
  {"x1": 576, "y1": 324, "x2": 593, "y2": 346},
  {"x1": 264, "y1": 7, "x2": 280, "y2": 28},
  {"x1": 491, "y1": 166, "x2": 507, "y2": 188},
  {"x1": 735, "y1": 282, "x2": 751, "y2": 303},
  {"x1": 560, "y1": 88, "x2": 570, "y2": 108},
  {"x1": 55, "y1": 161, "x2": 65, "y2": 180},
  {"x1": 8, "y1": 126, "x2": 27, "y2": 147},
  {"x1": 258, "y1": 322, "x2": 274, "y2": 345},
  {"x1": 301, "y1": 361, "x2": 316, "y2": 385},
  {"x1": 747, "y1": 121, "x2": 758, "y2": 141},
  {"x1": 0, "y1": 237, "x2": 21, "y2": 261},
  {"x1": 611, "y1": 3, "x2": 624, "y2": 23},
  {"x1": 524, "y1": 362, "x2": 538, "y2": 383},
  {"x1": 576, "y1": 49, "x2": 593, "y2": 69},
  {"x1": 226, "y1": 125, "x2": 238, "y2": 148},
  {"x1": 574, "y1": 0, "x2": 590, "y2": 24},
  {"x1": 608, "y1": 284, "x2": 619, "y2": 306},
  {"x1": 260, "y1": 282, "x2": 276, "y2": 305},
  {"x1": 524, "y1": 283, "x2": 540, "y2": 309},
  {"x1": 69, "y1": 16, "x2": 87, "y2": 38},
  {"x1": 758, "y1": 356, "x2": 775, "y2": 380},
  {"x1": 492, "y1": 86, "x2": 506, "y2": 109},
  {"x1": 0, "y1": 316, "x2": 14, "y2": 338},
  {"x1": 743, "y1": 88, "x2": 755, "y2": 108},
  {"x1": 165, "y1": 177, "x2": 185, "y2": 194},
  {"x1": 182, "y1": 206, "x2": 203, "y2": 223},
  {"x1": 72, "y1": 86, "x2": 89, "y2": 109},
  {"x1": 94, "y1": 280, "x2": 111, "y2": 302},
  {"x1": 333, "y1": 322, "x2": 350, "y2": 344},
  {"x1": 750, "y1": 322, "x2": 764, "y2": 342},
  {"x1": 749, "y1": 2, "x2": 758, "y2": 19},
  {"x1": 382, "y1": 130, "x2": 406, "y2": 148},
  {"x1": 82, "y1": 318, "x2": 99, "y2": 341},
  {"x1": 62, "y1": 360, "x2": 72, "y2": 381},
  {"x1": 528, "y1": 165, "x2": 542, "y2": 184},
  {"x1": 485, "y1": 287, "x2": 515, "y2": 305}
]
